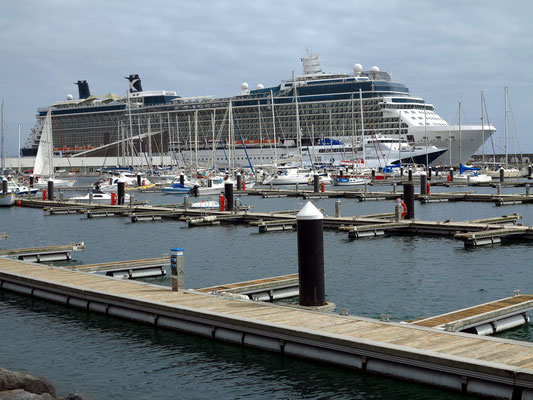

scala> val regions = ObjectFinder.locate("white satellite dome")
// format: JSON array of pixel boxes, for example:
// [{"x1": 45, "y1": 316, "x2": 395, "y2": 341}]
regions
[
  {"x1": 370, "y1": 66, "x2": 380, "y2": 72},
  {"x1": 241, "y1": 82, "x2": 249, "y2": 91},
  {"x1": 66, "y1": 94, "x2": 73, "y2": 100},
  {"x1": 353, "y1": 63, "x2": 363, "y2": 76},
  {"x1": 256, "y1": 84, "x2": 264, "y2": 90}
]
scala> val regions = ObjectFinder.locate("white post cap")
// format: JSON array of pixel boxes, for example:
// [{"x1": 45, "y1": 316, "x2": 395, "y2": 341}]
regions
[{"x1": 296, "y1": 201, "x2": 323, "y2": 220}]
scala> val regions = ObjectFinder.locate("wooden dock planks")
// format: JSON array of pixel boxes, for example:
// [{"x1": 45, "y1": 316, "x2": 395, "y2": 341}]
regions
[
  {"x1": 411, "y1": 295, "x2": 533, "y2": 328},
  {"x1": 3, "y1": 257, "x2": 533, "y2": 396}
]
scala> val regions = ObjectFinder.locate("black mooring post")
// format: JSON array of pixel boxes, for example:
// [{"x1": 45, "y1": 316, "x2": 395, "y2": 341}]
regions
[
  {"x1": 224, "y1": 182, "x2": 234, "y2": 211},
  {"x1": 47, "y1": 180, "x2": 54, "y2": 201},
  {"x1": 297, "y1": 202, "x2": 326, "y2": 307},
  {"x1": 420, "y1": 173, "x2": 427, "y2": 195},
  {"x1": 499, "y1": 167, "x2": 505, "y2": 183},
  {"x1": 117, "y1": 180, "x2": 125, "y2": 205},
  {"x1": 179, "y1": 174, "x2": 185, "y2": 186},
  {"x1": 1, "y1": 178, "x2": 7, "y2": 194},
  {"x1": 313, "y1": 174, "x2": 319, "y2": 193},
  {"x1": 236, "y1": 174, "x2": 242, "y2": 191},
  {"x1": 29, "y1": 176, "x2": 34, "y2": 188},
  {"x1": 404, "y1": 183, "x2": 415, "y2": 219}
]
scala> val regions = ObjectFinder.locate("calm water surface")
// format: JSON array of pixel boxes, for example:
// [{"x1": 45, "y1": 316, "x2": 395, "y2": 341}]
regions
[{"x1": 1, "y1": 178, "x2": 532, "y2": 399}]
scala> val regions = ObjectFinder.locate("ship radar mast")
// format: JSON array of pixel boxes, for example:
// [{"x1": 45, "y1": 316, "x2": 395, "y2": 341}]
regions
[{"x1": 301, "y1": 49, "x2": 322, "y2": 75}]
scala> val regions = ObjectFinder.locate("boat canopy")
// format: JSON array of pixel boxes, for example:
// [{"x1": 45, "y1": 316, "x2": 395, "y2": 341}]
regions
[{"x1": 459, "y1": 163, "x2": 480, "y2": 174}]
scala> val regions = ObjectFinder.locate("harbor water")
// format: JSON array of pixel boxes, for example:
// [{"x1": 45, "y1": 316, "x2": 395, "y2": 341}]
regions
[{"x1": 1, "y1": 178, "x2": 533, "y2": 399}]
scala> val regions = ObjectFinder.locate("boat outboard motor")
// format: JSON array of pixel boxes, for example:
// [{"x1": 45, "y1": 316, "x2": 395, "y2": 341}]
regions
[
  {"x1": 126, "y1": 74, "x2": 143, "y2": 93},
  {"x1": 189, "y1": 185, "x2": 199, "y2": 197},
  {"x1": 75, "y1": 80, "x2": 91, "y2": 99}
]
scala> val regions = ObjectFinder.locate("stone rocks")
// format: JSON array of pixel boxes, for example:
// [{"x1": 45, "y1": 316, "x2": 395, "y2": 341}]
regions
[
  {"x1": 64, "y1": 392, "x2": 97, "y2": 400},
  {"x1": 0, "y1": 389, "x2": 55, "y2": 399},
  {"x1": 0, "y1": 367, "x2": 95, "y2": 400},
  {"x1": 0, "y1": 368, "x2": 56, "y2": 397}
]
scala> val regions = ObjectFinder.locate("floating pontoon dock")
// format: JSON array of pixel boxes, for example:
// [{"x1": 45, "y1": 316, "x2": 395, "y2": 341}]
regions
[
  {"x1": 0, "y1": 243, "x2": 85, "y2": 262},
  {"x1": 1, "y1": 257, "x2": 533, "y2": 399}
]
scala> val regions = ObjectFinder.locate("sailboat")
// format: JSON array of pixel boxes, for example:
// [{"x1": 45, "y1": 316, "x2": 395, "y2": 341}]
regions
[
  {"x1": 0, "y1": 102, "x2": 15, "y2": 206},
  {"x1": 33, "y1": 109, "x2": 76, "y2": 188},
  {"x1": 454, "y1": 163, "x2": 492, "y2": 184},
  {"x1": 482, "y1": 87, "x2": 524, "y2": 178}
]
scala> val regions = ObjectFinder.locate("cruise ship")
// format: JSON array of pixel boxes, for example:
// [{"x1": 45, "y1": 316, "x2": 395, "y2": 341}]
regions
[{"x1": 22, "y1": 52, "x2": 495, "y2": 168}]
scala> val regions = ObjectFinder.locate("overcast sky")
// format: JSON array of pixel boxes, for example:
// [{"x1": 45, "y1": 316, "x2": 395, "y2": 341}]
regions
[{"x1": 1, "y1": 0, "x2": 532, "y2": 156}]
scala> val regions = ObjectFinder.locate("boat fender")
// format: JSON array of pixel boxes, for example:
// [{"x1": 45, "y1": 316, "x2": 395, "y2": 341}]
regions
[
  {"x1": 427, "y1": 182, "x2": 431, "y2": 195},
  {"x1": 111, "y1": 192, "x2": 117, "y2": 206},
  {"x1": 242, "y1": 181, "x2": 246, "y2": 190}
]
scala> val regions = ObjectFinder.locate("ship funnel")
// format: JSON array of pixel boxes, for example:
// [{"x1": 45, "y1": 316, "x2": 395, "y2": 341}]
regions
[
  {"x1": 301, "y1": 49, "x2": 322, "y2": 75},
  {"x1": 126, "y1": 74, "x2": 143, "y2": 93},
  {"x1": 75, "y1": 80, "x2": 91, "y2": 99}
]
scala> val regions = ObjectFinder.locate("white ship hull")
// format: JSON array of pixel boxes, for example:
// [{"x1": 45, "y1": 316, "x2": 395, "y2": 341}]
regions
[{"x1": 409, "y1": 125, "x2": 497, "y2": 166}]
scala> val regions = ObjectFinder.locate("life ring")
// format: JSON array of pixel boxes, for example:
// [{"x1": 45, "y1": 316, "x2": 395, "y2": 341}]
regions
[{"x1": 401, "y1": 202, "x2": 407, "y2": 217}]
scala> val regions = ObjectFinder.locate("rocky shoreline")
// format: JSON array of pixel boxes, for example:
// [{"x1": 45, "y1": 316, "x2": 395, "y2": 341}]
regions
[{"x1": 0, "y1": 368, "x2": 94, "y2": 400}]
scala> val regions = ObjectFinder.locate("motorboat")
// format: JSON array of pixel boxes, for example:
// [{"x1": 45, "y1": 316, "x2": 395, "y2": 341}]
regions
[
  {"x1": 189, "y1": 177, "x2": 227, "y2": 196},
  {"x1": 68, "y1": 192, "x2": 130, "y2": 204},
  {"x1": 263, "y1": 167, "x2": 312, "y2": 185},
  {"x1": 6, "y1": 179, "x2": 39, "y2": 195},
  {"x1": 161, "y1": 183, "x2": 194, "y2": 194},
  {"x1": 191, "y1": 200, "x2": 219, "y2": 209},
  {"x1": 307, "y1": 172, "x2": 333, "y2": 185},
  {"x1": 332, "y1": 176, "x2": 370, "y2": 186},
  {"x1": 0, "y1": 191, "x2": 15, "y2": 206}
]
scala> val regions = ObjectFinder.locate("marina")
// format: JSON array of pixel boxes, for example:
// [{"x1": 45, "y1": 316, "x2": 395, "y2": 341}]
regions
[
  {"x1": 2, "y1": 179, "x2": 533, "y2": 399},
  {"x1": 2, "y1": 2, "x2": 533, "y2": 398}
]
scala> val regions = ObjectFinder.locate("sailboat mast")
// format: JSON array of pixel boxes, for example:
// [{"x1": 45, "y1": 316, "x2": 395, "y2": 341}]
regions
[
  {"x1": 194, "y1": 110, "x2": 198, "y2": 170},
  {"x1": 127, "y1": 90, "x2": 134, "y2": 167},
  {"x1": 258, "y1": 102, "x2": 263, "y2": 164},
  {"x1": 228, "y1": 100, "x2": 233, "y2": 171},
  {"x1": 270, "y1": 90, "x2": 277, "y2": 160},
  {"x1": 504, "y1": 86, "x2": 508, "y2": 166},
  {"x1": 293, "y1": 71, "x2": 302, "y2": 162},
  {"x1": 148, "y1": 116, "x2": 153, "y2": 170},
  {"x1": 18, "y1": 123, "x2": 21, "y2": 175},
  {"x1": 424, "y1": 101, "x2": 428, "y2": 169},
  {"x1": 481, "y1": 91, "x2": 485, "y2": 165},
  {"x1": 1, "y1": 100, "x2": 5, "y2": 175},
  {"x1": 351, "y1": 94, "x2": 356, "y2": 161},
  {"x1": 359, "y1": 89, "x2": 365, "y2": 163},
  {"x1": 458, "y1": 101, "x2": 462, "y2": 166},
  {"x1": 211, "y1": 110, "x2": 216, "y2": 170},
  {"x1": 398, "y1": 111, "x2": 401, "y2": 164}
]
